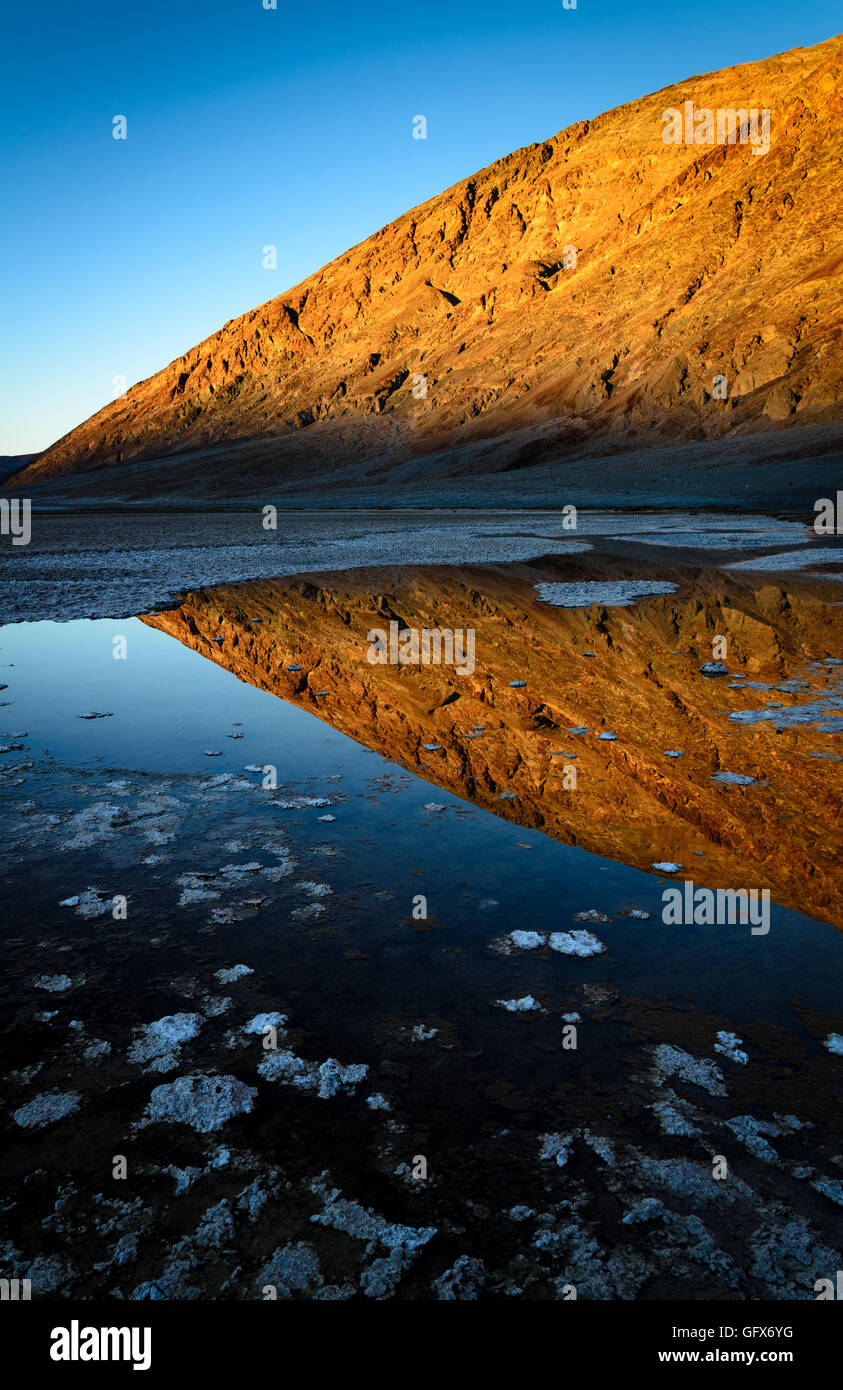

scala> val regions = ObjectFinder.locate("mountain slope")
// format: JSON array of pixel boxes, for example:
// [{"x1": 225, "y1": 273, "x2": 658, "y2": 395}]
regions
[{"x1": 23, "y1": 34, "x2": 843, "y2": 491}]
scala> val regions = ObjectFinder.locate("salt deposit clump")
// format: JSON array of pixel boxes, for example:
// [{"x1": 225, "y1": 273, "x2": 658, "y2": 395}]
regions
[{"x1": 138, "y1": 1073, "x2": 258, "y2": 1133}]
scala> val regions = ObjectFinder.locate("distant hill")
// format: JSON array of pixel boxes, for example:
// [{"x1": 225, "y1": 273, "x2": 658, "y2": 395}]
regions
[{"x1": 0, "y1": 454, "x2": 39, "y2": 484}]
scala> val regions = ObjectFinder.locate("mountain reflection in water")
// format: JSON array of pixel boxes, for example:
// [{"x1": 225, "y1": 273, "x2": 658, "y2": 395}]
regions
[{"x1": 143, "y1": 561, "x2": 843, "y2": 929}]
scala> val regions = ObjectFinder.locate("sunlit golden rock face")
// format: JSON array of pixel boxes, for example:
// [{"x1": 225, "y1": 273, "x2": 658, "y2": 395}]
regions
[
  {"x1": 23, "y1": 35, "x2": 843, "y2": 490},
  {"x1": 143, "y1": 559, "x2": 843, "y2": 927}
]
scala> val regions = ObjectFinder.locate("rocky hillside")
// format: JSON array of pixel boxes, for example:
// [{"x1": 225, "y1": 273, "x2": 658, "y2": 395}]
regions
[{"x1": 23, "y1": 34, "x2": 843, "y2": 492}]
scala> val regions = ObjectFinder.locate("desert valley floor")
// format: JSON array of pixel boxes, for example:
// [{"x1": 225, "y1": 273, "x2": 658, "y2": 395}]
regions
[{"x1": 1, "y1": 508, "x2": 842, "y2": 1300}]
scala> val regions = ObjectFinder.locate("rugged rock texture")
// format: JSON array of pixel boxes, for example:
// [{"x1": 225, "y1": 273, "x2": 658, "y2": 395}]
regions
[
  {"x1": 22, "y1": 34, "x2": 843, "y2": 495},
  {"x1": 143, "y1": 559, "x2": 843, "y2": 927}
]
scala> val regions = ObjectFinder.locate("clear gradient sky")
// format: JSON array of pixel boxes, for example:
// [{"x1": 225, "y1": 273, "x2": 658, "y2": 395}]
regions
[{"x1": 1, "y1": 1, "x2": 838, "y2": 454}]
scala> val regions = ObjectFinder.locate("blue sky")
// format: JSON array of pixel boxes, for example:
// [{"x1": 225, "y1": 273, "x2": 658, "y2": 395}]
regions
[{"x1": 0, "y1": 1, "x2": 838, "y2": 454}]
